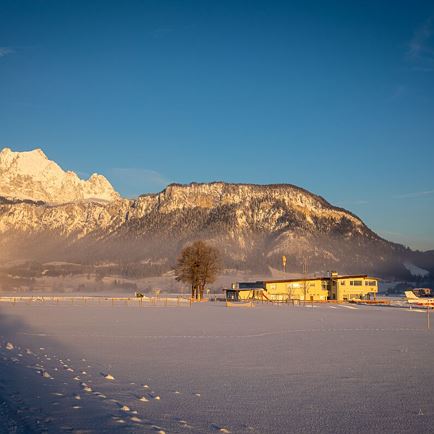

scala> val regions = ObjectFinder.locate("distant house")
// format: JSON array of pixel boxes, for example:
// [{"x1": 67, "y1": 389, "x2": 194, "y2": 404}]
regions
[{"x1": 225, "y1": 272, "x2": 379, "y2": 302}]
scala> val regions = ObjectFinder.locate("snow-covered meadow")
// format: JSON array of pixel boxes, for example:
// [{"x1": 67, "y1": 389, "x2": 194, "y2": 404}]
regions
[{"x1": 0, "y1": 300, "x2": 434, "y2": 433}]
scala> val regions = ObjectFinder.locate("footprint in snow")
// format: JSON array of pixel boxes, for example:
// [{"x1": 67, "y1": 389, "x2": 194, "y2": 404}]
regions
[
  {"x1": 73, "y1": 394, "x2": 81, "y2": 400},
  {"x1": 130, "y1": 416, "x2": 142, "y2": 423},
  {"x1": 139, "y1": 396, "x2": 149, "y2": 402},
  {"x1": 80, "y1": 383, "x2": 93, "y2": 393},
  {"x1": 102, "y1": 373, "x2": 115, "y2": 380},
  {"x1": 177, "y1": 420, "x2": 193, "y2": 428},
  {"x1": 6, "y1": 342, "x2": 14, "y2": 350},
  {"x1": 210, "y1": 424, "x2": 231, "y2": 433}
]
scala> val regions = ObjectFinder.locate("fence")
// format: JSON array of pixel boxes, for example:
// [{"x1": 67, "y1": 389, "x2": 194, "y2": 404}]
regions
[{"x1": 0, "y1": 295, "x2": 192, "y2": 307}]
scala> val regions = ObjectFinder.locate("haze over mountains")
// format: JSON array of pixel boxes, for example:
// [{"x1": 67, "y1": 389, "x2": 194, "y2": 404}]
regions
[{"x1": 0, "y1": 148, "x2": 432, "y2": 282}]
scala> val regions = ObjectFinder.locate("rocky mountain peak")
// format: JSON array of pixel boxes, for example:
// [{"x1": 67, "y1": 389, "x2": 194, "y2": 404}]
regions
[
  {"x1": 0, "y1": 147, "x2": 120, "y2": 204},
  {"x1": 0, "y1": 152, "x2": 430, "y2": 280},
  {"x1": 153, "y1": 182, "x2": 363, "y2": 228}
]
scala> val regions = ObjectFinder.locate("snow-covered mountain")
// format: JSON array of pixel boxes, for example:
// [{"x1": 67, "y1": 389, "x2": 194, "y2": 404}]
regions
[
  {"x1": 0, "y1": 148, "x2": 119, "y2": 203},
  {"x1": 0, "y1": 149, "x2": 432, "y2": 279}
]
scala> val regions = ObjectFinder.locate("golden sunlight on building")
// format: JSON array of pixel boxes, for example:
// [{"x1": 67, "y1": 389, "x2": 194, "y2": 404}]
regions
[{"x1": 225, "y1": 272, "x2": 379, "y2": 303}]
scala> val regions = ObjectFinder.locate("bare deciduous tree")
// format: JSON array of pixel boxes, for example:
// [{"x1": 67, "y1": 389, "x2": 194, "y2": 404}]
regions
[{"x1": 175, "y1": 241, "x2": 221, "y2": 300}]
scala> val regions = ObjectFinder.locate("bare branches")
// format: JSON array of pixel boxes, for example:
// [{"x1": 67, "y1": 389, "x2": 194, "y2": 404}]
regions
[{"x1": 175, "y1": 241, "x2": 221, "y2": 300}]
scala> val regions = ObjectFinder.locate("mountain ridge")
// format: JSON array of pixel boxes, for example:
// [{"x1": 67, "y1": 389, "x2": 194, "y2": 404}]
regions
[{"x1": 0, "y1": 149, "x2": 431, "y2": 281}]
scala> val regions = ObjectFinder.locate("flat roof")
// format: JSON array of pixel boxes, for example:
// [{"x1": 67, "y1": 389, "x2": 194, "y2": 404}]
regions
[
  {"x1": 223, "y1": 288, "x2": 263, "y2": 292},
  {"x1": 260, "y1": 275, "x2": 380, "y2": 284}
]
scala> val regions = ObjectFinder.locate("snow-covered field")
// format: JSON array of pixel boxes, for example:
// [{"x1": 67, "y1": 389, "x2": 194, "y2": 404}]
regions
[{"x1": 0, "y1": 300, "x2": 433, "y2": 433}]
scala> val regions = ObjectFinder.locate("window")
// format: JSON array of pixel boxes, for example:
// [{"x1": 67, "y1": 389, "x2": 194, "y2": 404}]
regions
[
  {"x1": 340, "y1": 281, "x2": 346, "y2": 285},
  {"x1": 351, "y1": 280, "x2": 362, "y2": 286},
  {"x1": 365, "y1": 280, "x2": 377, "y2": 286}
]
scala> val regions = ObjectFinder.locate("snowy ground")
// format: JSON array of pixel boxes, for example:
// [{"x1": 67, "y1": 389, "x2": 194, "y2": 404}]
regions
[{"x1": 0, "y1": 300, "x2": 433, "y2": 433}]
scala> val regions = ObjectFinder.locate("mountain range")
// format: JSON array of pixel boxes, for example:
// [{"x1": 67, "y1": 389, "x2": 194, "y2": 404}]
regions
[{"x1": 0, "y1": 147, "x2": 432, "y2": 281}]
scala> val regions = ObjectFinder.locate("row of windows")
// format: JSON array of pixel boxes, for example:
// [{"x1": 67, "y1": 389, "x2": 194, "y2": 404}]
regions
[
  {"x1": 268, "y1": 279, "x2": 377, "y2": 290},
  {"x1": 340, "y1": 280, "x2": 377, "y2": 287}
]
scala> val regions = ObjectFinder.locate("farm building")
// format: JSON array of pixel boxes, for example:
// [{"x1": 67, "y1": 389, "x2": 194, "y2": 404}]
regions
[{"x1": 225, "y1": 272, "x2": 379, "y2": 302}]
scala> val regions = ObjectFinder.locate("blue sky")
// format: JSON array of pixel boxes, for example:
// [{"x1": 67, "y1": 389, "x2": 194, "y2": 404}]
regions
[{"x1": 1, "y1": 0, "x2": 434, "y2": 250}]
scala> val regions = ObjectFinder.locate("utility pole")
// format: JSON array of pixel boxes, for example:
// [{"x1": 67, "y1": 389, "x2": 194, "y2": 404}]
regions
[
  {"x1": 302, "y1": 257, "x2": 308, "y2": 275},
  {"x1": 302, "y1": 257, "x2": 308, "y2": 304}
]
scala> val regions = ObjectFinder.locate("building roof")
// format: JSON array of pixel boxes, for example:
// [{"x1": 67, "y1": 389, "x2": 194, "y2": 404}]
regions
[
  {"x1": 263, "y1": 275, "x2": 379, "y2": 284},
  {"x1": 223, "y1": 288, "x2": 264, "y2": 292}
]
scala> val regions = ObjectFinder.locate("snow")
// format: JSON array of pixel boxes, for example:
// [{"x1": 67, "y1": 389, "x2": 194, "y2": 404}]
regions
[
  {"x1": 0, "y1": 147, "x2": 120, "y2": 203},
  {"x1": 403, "y1": 262, "x2": 430, "y2": 277},
  {"x1": 0, "y1": 301, "x2": 434, "y2": 432}
]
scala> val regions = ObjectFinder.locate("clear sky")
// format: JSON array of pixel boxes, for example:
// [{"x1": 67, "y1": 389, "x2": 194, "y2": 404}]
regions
[{"x1": 1, "y1": 1, "x2": 434, "y2": 251}]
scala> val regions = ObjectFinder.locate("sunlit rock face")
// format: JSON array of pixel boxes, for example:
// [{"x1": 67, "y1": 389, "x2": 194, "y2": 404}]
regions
[
  {"x1": 0, "y1": 150, "x2": 425, "y2": 278},
  {"x1": 0, "y1": 188, "x2": 411, "y2": 276},
  {"x1": 0, "y1": 148, "x2": 119, "y2": 204}
]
